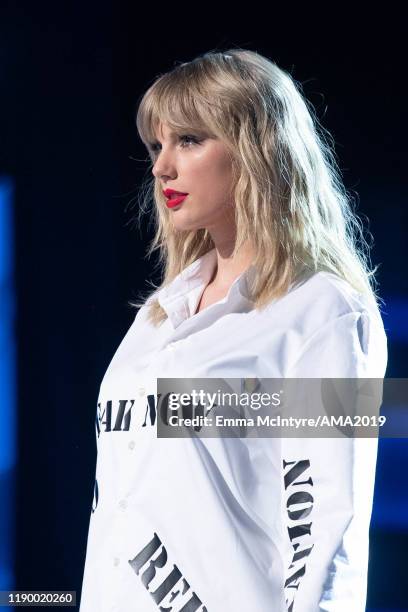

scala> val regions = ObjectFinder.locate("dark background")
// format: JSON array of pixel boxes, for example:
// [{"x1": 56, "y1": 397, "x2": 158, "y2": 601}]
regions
[{"x1": 1, "y1": 2, "x2": 407, "y2": 610}]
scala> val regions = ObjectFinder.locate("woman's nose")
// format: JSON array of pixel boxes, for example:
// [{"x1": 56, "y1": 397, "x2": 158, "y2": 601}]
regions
[{"x1": 152, "y1": 149, "x2": 176, "y2": 179}]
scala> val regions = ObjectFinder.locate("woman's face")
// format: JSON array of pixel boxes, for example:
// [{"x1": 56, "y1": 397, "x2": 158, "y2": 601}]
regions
[{"x1": 150, "y1": 122, "x2": 236, "y2": 234}]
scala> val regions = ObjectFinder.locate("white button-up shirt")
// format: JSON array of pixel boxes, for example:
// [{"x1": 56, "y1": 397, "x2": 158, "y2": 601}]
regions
[{"x1": 79, "y1": 247, "x2": 387, "y2": 612}]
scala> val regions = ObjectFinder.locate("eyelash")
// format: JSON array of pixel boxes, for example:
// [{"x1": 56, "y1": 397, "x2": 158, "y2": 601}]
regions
[{"x1": 149, "y1": 135, "x2": 201, "y2": 154}]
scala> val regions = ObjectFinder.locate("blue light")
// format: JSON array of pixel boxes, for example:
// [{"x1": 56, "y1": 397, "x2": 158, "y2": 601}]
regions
[
  {"x1": 0, "y1": 176, "x2": 16, "y2": 591},
  {"x1": 371, "y1": 437, "x2": 408, "y2": 530},
  {"x1": 381, "y1": 298, "x2": 408, "y2": 343}
]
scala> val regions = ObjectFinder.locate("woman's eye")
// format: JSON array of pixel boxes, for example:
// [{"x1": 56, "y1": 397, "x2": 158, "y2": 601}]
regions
[
  {"x1": 179, "y1": 135, "x2": 201, "y2": 147},
  {"x1": 148, "y1": 135, "x2": 202, "y2": 158}
]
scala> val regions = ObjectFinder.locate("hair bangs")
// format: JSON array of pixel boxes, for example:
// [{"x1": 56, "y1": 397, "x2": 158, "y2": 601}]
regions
[{"x1": 137, "y1": 72, "x2": 219, "y2": 149}]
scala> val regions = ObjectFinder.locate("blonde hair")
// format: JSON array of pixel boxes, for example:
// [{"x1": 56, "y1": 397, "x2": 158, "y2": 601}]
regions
[{"x1": 130, "y1": 47, "x2": 380, "y2": 327}]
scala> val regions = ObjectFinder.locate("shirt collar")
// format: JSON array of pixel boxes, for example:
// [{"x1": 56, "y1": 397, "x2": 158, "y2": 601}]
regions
[{"x1": 155, "y1": 248, "x2": 256, "y2": 329}]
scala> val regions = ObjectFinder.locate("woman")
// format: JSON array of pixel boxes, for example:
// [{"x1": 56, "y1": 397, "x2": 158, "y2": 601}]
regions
[{"x1": 79, "y1": 49, "x2": 387, "y2": 611}]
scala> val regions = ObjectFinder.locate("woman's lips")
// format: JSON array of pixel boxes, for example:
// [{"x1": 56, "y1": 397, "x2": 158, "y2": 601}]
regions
[{"x1": 166, "y1": 194, "x2": 188, "y2": 208}]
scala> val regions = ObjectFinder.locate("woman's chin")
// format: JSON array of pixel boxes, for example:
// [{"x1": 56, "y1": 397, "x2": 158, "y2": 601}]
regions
[{"x1": 170, "y1": 215, "x2": 207, "y2": 233}]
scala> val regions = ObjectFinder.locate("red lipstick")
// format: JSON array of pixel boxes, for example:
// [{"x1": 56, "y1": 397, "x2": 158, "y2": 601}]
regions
[
  {"x1": 166, "y1": 195, "x2": 188, "y2": 208},
  {"x1": 163, "y1": 188, "x2": 189, "y2": 209}
]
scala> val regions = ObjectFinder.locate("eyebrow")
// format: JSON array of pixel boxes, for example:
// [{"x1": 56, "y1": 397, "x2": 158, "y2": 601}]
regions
[{"x1": 147, "y1": 128, "x2": 208, "y2": 148}]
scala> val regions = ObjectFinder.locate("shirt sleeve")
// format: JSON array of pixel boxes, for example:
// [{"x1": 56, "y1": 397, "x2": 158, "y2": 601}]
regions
[{"x1": 281, "y1": 309, "x2": 387, "y2": 612}]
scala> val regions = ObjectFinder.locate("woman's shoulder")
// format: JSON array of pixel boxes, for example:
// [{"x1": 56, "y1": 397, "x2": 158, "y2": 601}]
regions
[
  {"x1": 279, "y1": 270, "x2": 382, "y2": 323},
  {"x1": 260, "y1": 271, "x2": 386, "y2": 377},
  {"x1": 259, "y1": 270, "x2": 386, "y2": 358}
]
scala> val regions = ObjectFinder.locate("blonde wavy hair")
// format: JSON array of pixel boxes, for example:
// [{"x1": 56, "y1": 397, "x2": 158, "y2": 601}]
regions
[{"x1": 130, "y1": 47, "x2": 379, "y2": 327}]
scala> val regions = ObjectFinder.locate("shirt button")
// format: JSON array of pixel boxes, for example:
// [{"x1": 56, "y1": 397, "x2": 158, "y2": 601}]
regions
[
  {"x1": 138, "y1": 387, "x2": 146, "y2": 396},
  {"x1": 113, "y1": 557, "x2": 120, "y2": 567},
  {"x1": 118, "y1": 499, "x2": 127, "y2": 511},
  {"x1": 128, "y1": 440, "x2": 135, "y2": 450}
]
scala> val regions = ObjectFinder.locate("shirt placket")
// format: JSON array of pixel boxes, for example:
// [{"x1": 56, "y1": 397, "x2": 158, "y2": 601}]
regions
[{"x1": 100, "y1": 378, "x2": 155, "y2": 611}]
